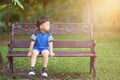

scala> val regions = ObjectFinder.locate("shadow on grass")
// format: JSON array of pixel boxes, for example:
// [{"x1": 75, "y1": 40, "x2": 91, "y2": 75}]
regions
[{"x1": 8, "y1": 70, "x2": 85, "y2": 80}]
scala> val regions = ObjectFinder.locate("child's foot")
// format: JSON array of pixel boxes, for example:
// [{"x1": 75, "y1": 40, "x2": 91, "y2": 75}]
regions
[
  {"x1": 28, "y1": 67, "x2": 35, "y2": 76},
  {"x1": 41, "y1": 68, "x2": 48, "y2": 77}
]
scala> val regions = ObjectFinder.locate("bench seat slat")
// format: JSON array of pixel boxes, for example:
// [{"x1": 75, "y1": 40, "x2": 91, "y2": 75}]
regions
[
  {"x1": 7, "y1": 51, "x2": 95, "y2": 57},
  {"x1": 12, "y1": 40, "x2": 95, "y2": 48}
]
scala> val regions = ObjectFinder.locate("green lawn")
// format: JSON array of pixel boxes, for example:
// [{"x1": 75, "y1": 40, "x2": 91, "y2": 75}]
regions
[{"x1": 0, "y1": 33, "x2": 120, "y2": 80}]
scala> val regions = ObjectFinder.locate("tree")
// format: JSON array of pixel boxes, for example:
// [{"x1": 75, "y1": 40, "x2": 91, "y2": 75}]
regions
[
  {"x1": 0, "y1": 0, "x2": 24, "y2": 33},
  {"x1": 0, "y1": 0, "x2": 24, "y2": 10}
]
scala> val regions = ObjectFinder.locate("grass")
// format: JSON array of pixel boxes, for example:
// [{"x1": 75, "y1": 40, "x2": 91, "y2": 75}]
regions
[
  {"x1": 0, "y1": 32, "x2": 120, "y2": 80},
  {"x1": 96, "y1": 42, "x2": 120, "y2": 80}
]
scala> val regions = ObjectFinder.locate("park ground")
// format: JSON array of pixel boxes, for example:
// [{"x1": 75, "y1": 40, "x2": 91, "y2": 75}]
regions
[{"x1": 0, "y1": 31, "x2": 120, "y2": 80}]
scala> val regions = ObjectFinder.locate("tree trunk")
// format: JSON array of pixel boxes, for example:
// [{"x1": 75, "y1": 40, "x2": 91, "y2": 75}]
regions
[
  {"x1": 0, "y1": 52, "x2": 3, "y2": 70},
  {"x1": 43, "y1": 1, "x2": 47, "y2": 16}
]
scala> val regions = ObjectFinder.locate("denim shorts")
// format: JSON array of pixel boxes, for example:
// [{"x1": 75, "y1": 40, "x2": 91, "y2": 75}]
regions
[{"x1": 33, "y1": 47, "x2": 49, "y2": 54}]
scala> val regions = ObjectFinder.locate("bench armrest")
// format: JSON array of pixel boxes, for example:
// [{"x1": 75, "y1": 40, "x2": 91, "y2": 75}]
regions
[
  {"x1": 8, "y1": 40, "x2": 13, "y2": 51},
  {"x1": 90, "y1": 40, "x2": 96, "y2": 52},
  {"x1": 92, "y1": 40, "x2": 96, "y2": 47},
  {"x1": 8, "y1": 40, "x2": 11, "y2": 47}
]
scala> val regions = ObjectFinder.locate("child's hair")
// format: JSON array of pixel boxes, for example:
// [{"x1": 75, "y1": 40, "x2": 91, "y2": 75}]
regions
[{"x1": 36, "y1": 17, "x2": 49, "y2": 28}]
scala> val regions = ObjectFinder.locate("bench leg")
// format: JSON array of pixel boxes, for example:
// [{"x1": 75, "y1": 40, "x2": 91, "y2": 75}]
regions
[
  {"x1": 7, "y1": 57, "x2": 13, "y2": 79},
  {"x1": 90, "y1": 57, "x2": 96, "y2": 80},
  {"x1": 89, "y1": 57, "x2": 92, "y2": 74},
  {"x1": 7, "y1": 57, "x2": 13, "y2": 74}
]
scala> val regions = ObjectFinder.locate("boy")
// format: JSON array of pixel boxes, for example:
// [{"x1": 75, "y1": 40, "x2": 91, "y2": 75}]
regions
[{"x1": 27, "y1": 17, "x2": 55, "y2": 77}]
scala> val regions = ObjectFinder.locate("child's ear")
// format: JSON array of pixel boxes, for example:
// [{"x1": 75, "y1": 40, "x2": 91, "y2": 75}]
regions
[{"x1": 39, "y1": 25, "x2": 42, "y2": 29}]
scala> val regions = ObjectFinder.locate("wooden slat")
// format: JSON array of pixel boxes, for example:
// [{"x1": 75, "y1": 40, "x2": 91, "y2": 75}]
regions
[
  {"x1": 12, "y1": 40, "x2": 94, "y2": 48},
  {"x1": 53, "y1": 40, "x2": 93, "y2": 48},
  {"x1": 7, "y1": 51, "x2": 95, "y2": 57},
  {"x1": 13, "y1": 40, "x2": 30, "y2": 48}
]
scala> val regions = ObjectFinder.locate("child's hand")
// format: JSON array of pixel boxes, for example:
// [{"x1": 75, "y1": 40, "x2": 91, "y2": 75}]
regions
[
  {"x1": 27, "y1": 51, "x2": 32, "y2": 57},
  {"x1": 49, "y1": 52, "x2": 55, "y2": 57}
]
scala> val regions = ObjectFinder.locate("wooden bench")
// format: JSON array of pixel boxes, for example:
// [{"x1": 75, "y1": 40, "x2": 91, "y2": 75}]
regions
[{"x1": 7, "y1": 23, "x2": 96, "y2": 80}]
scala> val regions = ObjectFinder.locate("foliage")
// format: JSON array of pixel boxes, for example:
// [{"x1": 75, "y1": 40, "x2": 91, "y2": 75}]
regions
[
  {"x1": 12, "y1": 0, "x2": 24, "y2": 9},
  {"x1": 0, "y1": 0, "x2": 24, "y2": 33},
  {"x1": 0, "y1": 4, "x2": 7, "y2": 10},
  {"x1": 0, "y1": 0, "x2": 120, "y2": 33},
  {"x1": 0, "y1": 0, "x2": 24, "y2": 10},
  {"x1": 1, "y1": 9, "x2": 21, "y2": 23}
]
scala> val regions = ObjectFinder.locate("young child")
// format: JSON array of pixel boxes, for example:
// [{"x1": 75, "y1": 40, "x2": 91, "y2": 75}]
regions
[{"x1": 27, "y1": 17, "x2": 55, "y2": 77}]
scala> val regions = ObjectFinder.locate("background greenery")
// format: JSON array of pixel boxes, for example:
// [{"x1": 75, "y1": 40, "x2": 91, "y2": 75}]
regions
[{"x1": 0, "y1": 0, "x2": 120, "y2": 33}]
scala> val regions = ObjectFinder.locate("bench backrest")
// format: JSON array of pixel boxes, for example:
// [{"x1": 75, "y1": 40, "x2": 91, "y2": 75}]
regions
[
  {"x1": 12, "y1": 23, "x2": 93, "y2": 40},
  {"x1": 10, "y1": 23, "x2": 95, "y2": 51}
]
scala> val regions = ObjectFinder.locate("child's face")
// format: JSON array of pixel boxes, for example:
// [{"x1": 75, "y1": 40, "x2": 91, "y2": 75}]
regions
[{"x1": 39, "y1": 21, "x2": 50, "y2": 32}]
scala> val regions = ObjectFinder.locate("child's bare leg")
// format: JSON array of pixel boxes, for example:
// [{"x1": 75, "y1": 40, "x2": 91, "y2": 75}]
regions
[
  {"x1": 41, "y1": 50, "x2": 49, "y2": 77},
  {"x1": 41, "y1": 50, "x2": 49, "y2": 68},
  {"x1": 31, "y1": 50, "x2": 39, "y2": 67},
  {"x1": 28, "y1": 50, "x2": 39, "y2": 75}
]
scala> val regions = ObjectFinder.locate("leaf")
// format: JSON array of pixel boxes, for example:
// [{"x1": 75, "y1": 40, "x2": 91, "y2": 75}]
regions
[
  {"x1": 16, "y1": 1, "x2": 24, "y2": 9},
  {"x1": 16, "y1": 0, "x2": 24, "y2": 9},
  {"x1": 0, "y1": 4, "x2": 7, "y2": 10},
  {"x1": 13, "y1": 0, "x2": 17, "y2": 5},
  {"x1": 12, "y1": 0, "x2": 24, "y2": 9}
]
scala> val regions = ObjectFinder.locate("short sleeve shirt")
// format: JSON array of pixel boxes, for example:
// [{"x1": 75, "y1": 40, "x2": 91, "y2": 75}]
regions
[{"x1": 30, "y1": 29, "x2": 54, "y2": 50}]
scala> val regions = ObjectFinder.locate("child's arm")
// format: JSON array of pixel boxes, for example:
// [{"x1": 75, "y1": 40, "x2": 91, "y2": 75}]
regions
[
  {"x1": 27, "y1": 41, "x2": 35, "y2": 56},
  {"x1": 49, "y1": 42, "x2": 55, "y2": 57}
]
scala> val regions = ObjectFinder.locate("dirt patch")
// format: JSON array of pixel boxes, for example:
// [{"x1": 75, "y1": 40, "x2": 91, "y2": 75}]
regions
[{"x1": 9, "y1": 70, "x2": 84, "y2": 80}]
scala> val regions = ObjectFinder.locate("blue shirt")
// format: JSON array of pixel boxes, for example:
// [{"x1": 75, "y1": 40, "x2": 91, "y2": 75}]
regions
[{"x1": 30, "y1": 29, "x2": 54, "y2": 50}]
